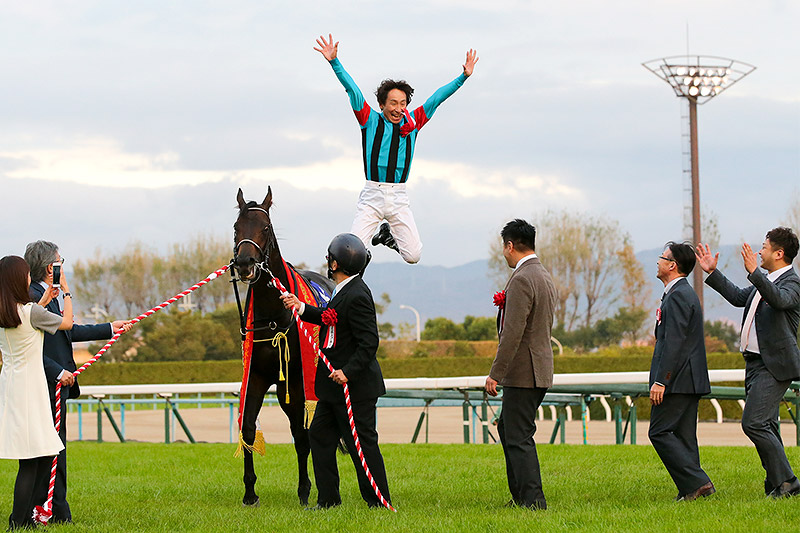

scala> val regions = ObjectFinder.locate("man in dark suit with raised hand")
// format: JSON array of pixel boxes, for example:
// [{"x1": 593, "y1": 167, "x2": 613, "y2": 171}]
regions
[
  {"x1": 485, "y1": 219, "x2": 557, "y2": 510},
  {"x1": 281, "y1": 233, "x2": 390, "y2": 510},
  {"x1": 649, "y1": 242, "x2": 714, "y2": 501},
  {"x1": 24, "y1": 240, "x2": 131, "y2": 523},
  {"x1": 697, "y1": 226, "x2": 800, "y2": 498}
]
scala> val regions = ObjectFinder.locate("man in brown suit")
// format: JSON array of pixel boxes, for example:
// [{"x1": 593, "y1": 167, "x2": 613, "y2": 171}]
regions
[{"x1": 485, "y1": 219, "x2": 557, "y2": 510}]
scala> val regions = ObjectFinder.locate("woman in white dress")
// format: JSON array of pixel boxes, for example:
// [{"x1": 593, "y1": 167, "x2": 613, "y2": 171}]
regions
[{"x1": 0, "y1": 255, "x2": 73, "y2": 530}]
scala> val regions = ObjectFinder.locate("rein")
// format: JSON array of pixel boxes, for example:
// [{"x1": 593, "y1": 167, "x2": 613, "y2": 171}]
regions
[{"x1": 230, "y1": 259, "x2": 294, "y2": 337}]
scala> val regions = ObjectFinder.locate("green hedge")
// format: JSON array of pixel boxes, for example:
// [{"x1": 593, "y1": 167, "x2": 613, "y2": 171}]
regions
[{"x1": 78, "y1": 352, "x2": 746, "y2": 384}]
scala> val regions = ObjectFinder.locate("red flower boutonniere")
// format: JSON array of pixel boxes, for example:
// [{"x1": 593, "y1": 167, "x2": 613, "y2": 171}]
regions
[
  {"x1": 493, "y1": 291, "x2": 506, "y2": 309},
  {"x1": 321, "y1": 308, "x2": 338, "y2": 349},
  {"x1": 322, "y1": 308, "x2": 338, "y2": 326}
]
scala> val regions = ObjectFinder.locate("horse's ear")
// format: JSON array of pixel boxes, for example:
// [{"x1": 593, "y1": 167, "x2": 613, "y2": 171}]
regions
[
  {"x1": 236, "y1": 188, "x2": 246, "y2": 210},
  {"x1": 262, "y1": 186, "x2": 272, "y2": 209}
]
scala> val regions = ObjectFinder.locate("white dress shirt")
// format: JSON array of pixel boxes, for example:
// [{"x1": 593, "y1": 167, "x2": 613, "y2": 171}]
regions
[{"x1": 742, "y1": 264, "x2": 794, "y2": 354}]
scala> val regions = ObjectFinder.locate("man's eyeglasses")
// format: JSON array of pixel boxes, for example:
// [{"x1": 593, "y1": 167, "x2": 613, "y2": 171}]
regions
[{"x1": 659, "y1": 256, "x2": 675, "y2": 262}]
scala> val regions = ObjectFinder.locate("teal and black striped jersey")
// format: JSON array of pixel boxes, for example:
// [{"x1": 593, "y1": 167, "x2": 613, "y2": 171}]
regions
[{"x1": 329, "y1": 58, "x2": 467, "y2": 184}]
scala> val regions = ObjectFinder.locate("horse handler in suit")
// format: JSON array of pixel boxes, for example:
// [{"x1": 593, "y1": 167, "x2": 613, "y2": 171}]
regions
[
  {"x1": 649, "y1": 242, "x2": 715, "y2": 501},
  {"x1": 24, "y1": 241, "x2": 132, "y2": 523},
  {"x1": 697, "y1": 227, "x2": 800, "y2": 498},
  {"x1": 485, "y1": 219, "x2": 557, "y2": 510},
  {"x1": 281, "y1": 233, "x2": 391, "y2": 510}
]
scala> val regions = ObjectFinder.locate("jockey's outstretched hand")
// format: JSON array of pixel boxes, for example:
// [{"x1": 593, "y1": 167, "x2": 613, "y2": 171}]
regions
[
  {"x1": 280, "y1": 293, "x2": 301, "y2": 311},
  {"x1": 463, "y1": 48, "x2": 479, "y2": 77},
  {"x1": 314, "y1": 33, "x2": 338, "y2": 62}
]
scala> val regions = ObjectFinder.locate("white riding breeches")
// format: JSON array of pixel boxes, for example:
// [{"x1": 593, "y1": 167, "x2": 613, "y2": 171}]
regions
[{"x1": 350, "y1": 181, "x2": 422, "y2": 264}]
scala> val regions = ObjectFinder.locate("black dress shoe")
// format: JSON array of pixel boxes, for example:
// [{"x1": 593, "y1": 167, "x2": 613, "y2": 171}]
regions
[
  {"x1": 519, "y1": 500, "x2": 547, "y2": 511},
  {"x1": 367, "y1": 502, "x2": 391, "y2": 509},
  {"x1": 304, "y1": 503, "x2": 340, "y2": 511},
  {"x1": 769, "y1": 477, "x2": 800, "y2": 498},
  {"x1": 678, "y1": 481, "x2": 716, "y2": 502}
]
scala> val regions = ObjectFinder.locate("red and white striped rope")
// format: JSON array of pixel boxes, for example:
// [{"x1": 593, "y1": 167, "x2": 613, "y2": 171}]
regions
[
  {"x1": 270, "y1": 276, "x2": 396, "y2": 513},
  {"x1": 33, "y1": 265, "x2": 231, "y2": 524}
]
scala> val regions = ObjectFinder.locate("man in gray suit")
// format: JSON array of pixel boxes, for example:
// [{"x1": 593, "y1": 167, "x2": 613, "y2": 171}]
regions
[
  {"x1": 649, "y1": 242, "x2": 714, "y2": 501},
  {"x1": 485, "y1": 219, "x2": 557, "y2": 510},
  {"x1": 697, "y1": 227, "x2": 800, "y2": 498}
]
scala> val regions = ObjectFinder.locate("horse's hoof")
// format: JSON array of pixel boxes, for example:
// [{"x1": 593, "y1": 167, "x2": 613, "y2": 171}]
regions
[{"x1": 242, "y1": 496, "x2": 260, "y2": 508}]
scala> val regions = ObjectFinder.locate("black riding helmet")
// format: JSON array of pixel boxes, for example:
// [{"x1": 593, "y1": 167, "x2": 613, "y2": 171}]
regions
[{"x1": 327, "y1": 233, "x2": 371, "y2": 277}]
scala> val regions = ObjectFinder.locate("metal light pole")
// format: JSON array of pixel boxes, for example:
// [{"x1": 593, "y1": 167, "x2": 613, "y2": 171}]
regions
[
  {"x1": 643, "y1": 55, "x2": 755, "y2": 307},
  {"x1": 399, "y1": 304, "x2": 421, "y2": 342}
]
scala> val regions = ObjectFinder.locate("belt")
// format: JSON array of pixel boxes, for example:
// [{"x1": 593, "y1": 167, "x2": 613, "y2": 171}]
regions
[{"x1": 742, "y1": 351, "x2": 761, "y2": 362}]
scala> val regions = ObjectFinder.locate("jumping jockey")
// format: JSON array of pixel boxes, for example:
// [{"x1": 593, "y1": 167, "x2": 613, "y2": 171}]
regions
[{"x1": 314, "y1": 33, "x2": 479, "y2": 264}]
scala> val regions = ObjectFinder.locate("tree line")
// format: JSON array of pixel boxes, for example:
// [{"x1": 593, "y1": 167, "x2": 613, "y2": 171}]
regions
[
  {"x1": 74, "y1": 197, "x2": 799, "y2": 361},
  {"x1": 72, "y1": 234, "x2": 234, "y2": 319}
]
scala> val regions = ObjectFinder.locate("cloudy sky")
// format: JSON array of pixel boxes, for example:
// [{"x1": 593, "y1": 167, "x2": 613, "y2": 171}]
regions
[{"x1": 1, "y1": 1, "x2": 798, "y2": 269}]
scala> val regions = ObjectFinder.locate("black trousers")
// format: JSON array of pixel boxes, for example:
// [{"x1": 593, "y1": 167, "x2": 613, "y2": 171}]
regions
[
  {"x1": 9, "y1": 456, "x2": 53, "y2": 529},
  {"x1": 497, "y1": 386, "x2": 548, "y2": 509},
  {"x1": 742, "y1": 358, "x2": 795, "y2": 492},
  {"x1": 648, "y1": 393, "x2": 711, "y2": 497},
  {"x1": 309, "y1": 397, "x2": 391, "y2": 508},
  {"x1": 33, "y1": 390, "x2": 71, "y2": 522}
]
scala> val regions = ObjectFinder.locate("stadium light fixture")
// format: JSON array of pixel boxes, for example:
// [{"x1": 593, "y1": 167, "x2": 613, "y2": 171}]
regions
[{"x1": 642, "y1": 55, "x2": 755, "y2": 307}]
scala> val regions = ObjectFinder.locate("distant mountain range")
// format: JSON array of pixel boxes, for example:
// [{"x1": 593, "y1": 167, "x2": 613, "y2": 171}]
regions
[{"x1": 366, "y1": 245, "x2": 767, "y2": 328}]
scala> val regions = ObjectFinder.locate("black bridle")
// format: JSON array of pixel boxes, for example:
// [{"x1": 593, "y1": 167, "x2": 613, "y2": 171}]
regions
[
  {"x1": 232, "y1": 206, "x2": 273, "y2": 284},
  {"x1": 230, "y1": 206, "x2": 293, "y2": 337}
]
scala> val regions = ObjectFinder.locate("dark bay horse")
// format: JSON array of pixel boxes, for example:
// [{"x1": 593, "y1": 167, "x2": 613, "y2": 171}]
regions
[{"x1": 232, "y1": 187, "x2": 333, "y2": 507}]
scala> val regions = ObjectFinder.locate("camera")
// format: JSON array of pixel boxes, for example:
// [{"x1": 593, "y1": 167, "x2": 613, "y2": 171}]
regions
[{"x1": 52, "y1": 262, "x2": 62, "y2": 288}]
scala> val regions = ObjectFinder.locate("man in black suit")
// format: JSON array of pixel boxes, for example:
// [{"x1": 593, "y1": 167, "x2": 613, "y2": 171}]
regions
[
  {"x1": 281, "y1": 233, "x2": 390, "y2": 510},
  {"x1": 649, "y1": 242, "x2": 714, "y2": 501},
  {"x1": 24, "y1": 240, "x2": 131, "y2": 523},
  {"x1": 697, "y1": 227, "x2": 800, "y2": 498}
]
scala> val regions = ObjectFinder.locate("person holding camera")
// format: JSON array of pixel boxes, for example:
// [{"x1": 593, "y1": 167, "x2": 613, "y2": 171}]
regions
[
  {"x1": 0, "y1": 255, "x2": 71, "y2": 530},
  {"x1": 24, "y1": 241, "x2": 132, "y2": 524}
]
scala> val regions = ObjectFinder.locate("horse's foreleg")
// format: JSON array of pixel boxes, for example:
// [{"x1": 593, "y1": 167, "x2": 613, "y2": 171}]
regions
[
  {"x1": 241, "y1": 375, "x2": 268, "y2": 507},
  {"x1": 242, "y1": 448, "x2": 259, "y2": 507}
]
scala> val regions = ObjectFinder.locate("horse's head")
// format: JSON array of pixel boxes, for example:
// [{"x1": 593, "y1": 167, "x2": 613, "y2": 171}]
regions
[{"x1": 233, "y1": 187, "x2": 276, "y2": 281}]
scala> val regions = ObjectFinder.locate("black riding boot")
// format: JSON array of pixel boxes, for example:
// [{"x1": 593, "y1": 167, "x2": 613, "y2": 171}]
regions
[{"x1": 371, "y1": 222, "x2": 400, "y2": 253}]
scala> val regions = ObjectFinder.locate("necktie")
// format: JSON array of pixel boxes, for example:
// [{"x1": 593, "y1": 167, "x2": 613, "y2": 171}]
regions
[{"x1": 740, "y1": 290, "x2": 762, "y2": 351}]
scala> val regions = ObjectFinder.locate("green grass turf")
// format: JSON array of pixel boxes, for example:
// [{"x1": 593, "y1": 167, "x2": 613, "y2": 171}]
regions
[{"x1": 2, "y1": 442, "x2": 800, "y2": 532}]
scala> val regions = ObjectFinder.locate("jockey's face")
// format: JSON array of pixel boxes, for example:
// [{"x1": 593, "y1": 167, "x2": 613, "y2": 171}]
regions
[{"x1": 380, "y1": 89, "x2": 407, "y2": 124}]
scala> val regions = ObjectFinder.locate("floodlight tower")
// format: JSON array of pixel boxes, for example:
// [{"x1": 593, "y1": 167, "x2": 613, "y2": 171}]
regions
[{"x1": 643, "y1": 55, "x2": 755, "y2": 306}]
